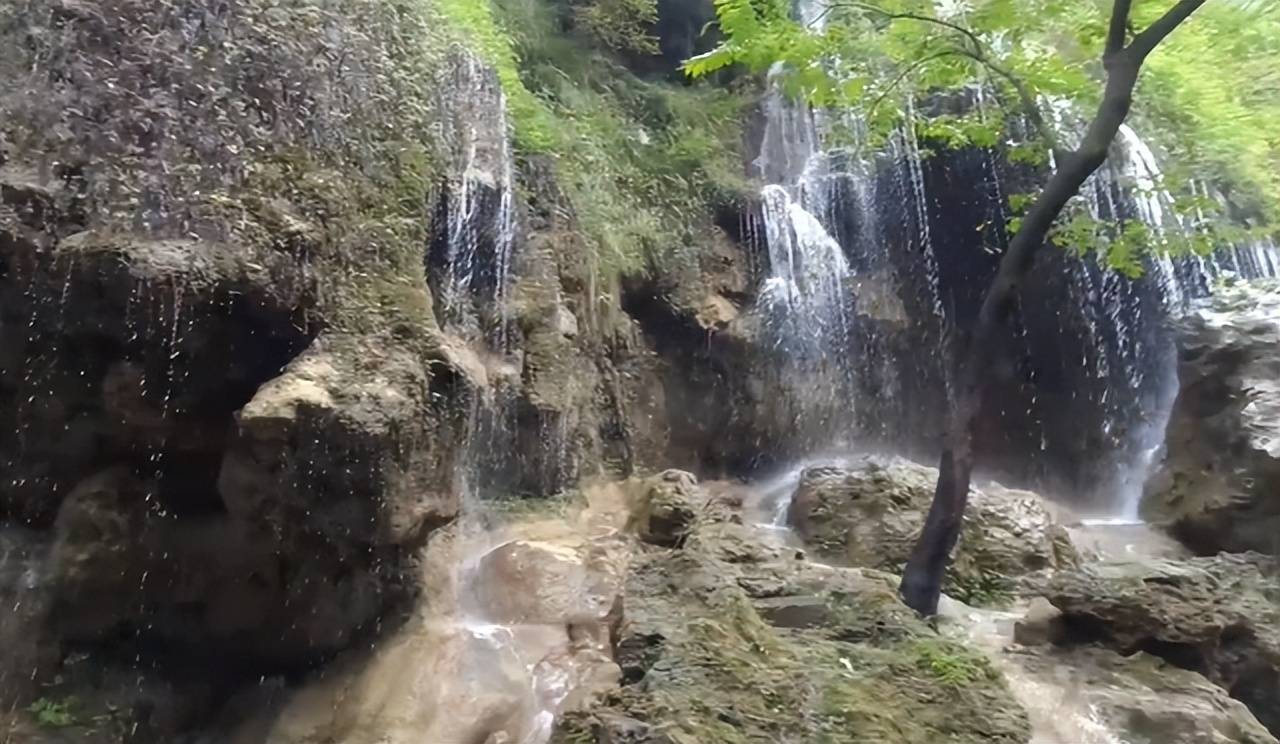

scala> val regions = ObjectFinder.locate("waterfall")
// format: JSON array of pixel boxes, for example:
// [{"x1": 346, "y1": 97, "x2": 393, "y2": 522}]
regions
[
  {"x1": 744, "y1": 3, "x2": 1274, "y2": 516},
  {"x1": 418, "y1": 50, "x2": 575, "y2": 744},
  {"x1": 1067, "y1": 123, "x2": 1277, "y2": 520},
  {"x1": 430, "y1": 50, "x2": 519, "y2": 351},
  {"x1": 752, "y1": 58, "x2": 861, "y2": 444}
]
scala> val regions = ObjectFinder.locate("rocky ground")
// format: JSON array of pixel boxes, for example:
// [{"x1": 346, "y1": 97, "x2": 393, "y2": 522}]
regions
[
  {"x1": 188, "y1": 459, "x2": 1276, "y2": 744},
  {"x1": 548, "y1": 459, "x2": 1280, "y2": 744}
]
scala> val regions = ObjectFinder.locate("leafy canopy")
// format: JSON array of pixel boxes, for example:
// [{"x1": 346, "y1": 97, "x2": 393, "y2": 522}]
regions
[{"x1": 686, "y1": 0, "x2": 1279, "y2": 265}]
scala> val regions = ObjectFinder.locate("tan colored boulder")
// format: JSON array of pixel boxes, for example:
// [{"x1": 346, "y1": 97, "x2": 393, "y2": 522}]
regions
[
  {"x1": 624, "y1": 470, "x2": 700, "y2": 548},
  {"x1": 1014, "y1": 597, "x2": 1066, "y2": 646},
  {"x1": 219, "y1": 335, "x2": 457, "y2": 548},
  {"x1": 788, "y1": 456, "x2": 1078, "y2": 604}
]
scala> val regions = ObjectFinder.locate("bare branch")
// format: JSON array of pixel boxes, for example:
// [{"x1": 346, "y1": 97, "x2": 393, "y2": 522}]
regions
[
  {"x1": 1106, "y1": 0, "x2": 1134, "y2": 55},
  {"x1": 1127, "y1": 0, "x2": 1207, "y2": 61}
]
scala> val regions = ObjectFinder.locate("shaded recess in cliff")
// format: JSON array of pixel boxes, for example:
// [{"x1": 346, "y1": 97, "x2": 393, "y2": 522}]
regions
[{"x1": 0, "y1": 0, "x2": 503, "y2": 736}]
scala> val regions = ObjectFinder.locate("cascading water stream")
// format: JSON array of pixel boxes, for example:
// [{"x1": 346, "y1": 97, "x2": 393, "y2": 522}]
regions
[
  {"x1": 1067, "y1": 122, "x2": 1278, "y2": 520},
  {"x1": 753, "y1": 69, "x2": 861, "y2": 445},
  {"x1": 417, "y1": 51, "x2": 579, "y2": 744},
  {"x1": 431, "y1": 51, "x2": 519, "y2": 350}
]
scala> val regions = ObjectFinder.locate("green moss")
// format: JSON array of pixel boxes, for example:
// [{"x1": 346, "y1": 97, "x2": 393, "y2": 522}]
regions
[
  {"x1": 439, "y1": 0, "x2": 755, "y2": 284},
  {"x1": 564, "y1": 537, "x2": 1030, "y2": 744},
  {"x1": 908, "y1": 638, "x2": 1001, "y2": 687},
  {"x1": 946, "y1": 569, "x2": 1017, "y2": 609},
  {"x1": 27, "y1": 697, "x2": 79, "y2": 728},
  {"x1": 217, "y1": 150, "x2": 439, "y2": 341}
]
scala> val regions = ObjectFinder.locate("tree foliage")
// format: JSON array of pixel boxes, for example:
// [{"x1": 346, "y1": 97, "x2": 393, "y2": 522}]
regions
[
  {"x1": 571, "y1": 0, "x2": 661, "y2": 55},
  {"x1": 686, "y1": 0, "x2": 1279, "y2": 261}
]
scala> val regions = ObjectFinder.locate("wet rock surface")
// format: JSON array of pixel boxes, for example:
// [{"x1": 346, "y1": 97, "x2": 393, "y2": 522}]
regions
[
  {"x1": 788, "y1": 455, "x2": 1079, "y2": 605},
  {"x1": 997, "y1": 643, "x2": 1277, "y2": 744},
  {"x1": 1044, "y1": 552, "x2": 1280, "y2": 736},
  {"x1": 235, "y1": 509, "x2": 629, "y2": 744},
  {"x1": 625, "y1": 469, "x2": 700, "y2": 547},
  {"x1": 1144, "y1": 280, "x2": 1280, "y2": 555}
]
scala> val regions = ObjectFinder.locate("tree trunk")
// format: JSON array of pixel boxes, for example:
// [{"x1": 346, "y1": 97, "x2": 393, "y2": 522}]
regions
[{"x1": 899, "y1": 0, "x2": 1206, "y2": 616}]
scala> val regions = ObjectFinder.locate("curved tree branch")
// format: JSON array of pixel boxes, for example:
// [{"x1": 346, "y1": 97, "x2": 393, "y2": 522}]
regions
[
  {"x1": 1128, "y1": 0, "x2": 1207, "y2": 61},
  {"x1": 948, "y1": 48, "x2": 1065, "y2": 161},
  {"x1": 866, "y1": 49, "x2": 967, "y2": 121},
  {"x1": 821, "y1": 1, "x2": 985, "y2": 54},
  {"x1": 811, "y1": 1, "x2": 1063, "y2": 159},
  {"x1": 1107, "y1": 0, "x2": 1135, "y2": 55},
  {"x1": 899, "y1": 0, "x2": 1208, "y2": 617}
]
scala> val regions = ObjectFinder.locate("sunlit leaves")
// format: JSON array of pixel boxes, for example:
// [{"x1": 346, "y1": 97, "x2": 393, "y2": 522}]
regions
[{"x1": 687, "y1": 0, "x2": 1278, "y2": 267}]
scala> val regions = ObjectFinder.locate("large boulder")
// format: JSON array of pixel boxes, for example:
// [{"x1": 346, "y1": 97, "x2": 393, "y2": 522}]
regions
[
  {"x1": 788, "y1": 456, "x2": 1079, "y2": 605},
  {"x1": 1043, "y1": 553, "x2": 1280, "y2": 736},
  {"x1": 220, "y1": 335, "x2": 457, "y2": 550},
  {"x1": 1143, "y1": 280, "x2": 1280, "y2": 555}
]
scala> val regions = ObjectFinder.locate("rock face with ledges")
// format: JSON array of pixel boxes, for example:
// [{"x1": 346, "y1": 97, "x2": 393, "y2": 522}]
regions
[{"x1": 1143, "y1": 279, "x2": 1280, "y2": 555}]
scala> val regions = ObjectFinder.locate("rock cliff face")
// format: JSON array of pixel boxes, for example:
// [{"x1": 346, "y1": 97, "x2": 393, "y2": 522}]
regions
[
  {"x1": 3, "y1": 0, "x2": 1279, "y2": 741},
  {"x1": 0, "y1": 0, "x2": 685, "y2": 734},
  {"x1": 1143, "y1": 280, "x2": 1280, "y2": 555}
]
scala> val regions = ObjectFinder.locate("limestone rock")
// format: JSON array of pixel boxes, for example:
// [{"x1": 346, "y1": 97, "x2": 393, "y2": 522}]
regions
[
  {"x1": 1044, "y1": 553, "x2": 1280, "y2": 735},
  {"x1": 1011, "y1": 646, "x2": 1277, "y2": 744},
  {"x1": 472, "y1": 538, "x2": 624, "y2": 637},
  {"x1": 788, "y1": 456, "x2": 1079, "y2": 604},
  {"x1": 1143, "y1": 279, "x2": 1280, "y2": 555},
  {"x1": 220, "y1": 335, "x2": 456, "y2": 548},
  {"x1": 694, "y1": 294, "x2": 738, "y2": 330},
  {"x1": 249, "y1": 523, "x2": 627, "y2": 744},
  {"x1": 625, "y1": 470, "x2": 699, "y2": 547},
  {"x1": 560, "y1": 475, "x2": 1031, "y2": 744},
  {"x1": 0, "y1": 226, "x2": 315, "y2": 525},
  {"x1": 1014, "y1": 597, "x2": 1066, "y2": 646}
]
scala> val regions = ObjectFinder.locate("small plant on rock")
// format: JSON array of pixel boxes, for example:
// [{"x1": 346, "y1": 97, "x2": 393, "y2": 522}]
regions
[
  {"x1": 911, "y1": 640, "x2": 996, "y2": 688},
  {"x1": 27, "y1": 696, "x2": 80, "y2": 728}
]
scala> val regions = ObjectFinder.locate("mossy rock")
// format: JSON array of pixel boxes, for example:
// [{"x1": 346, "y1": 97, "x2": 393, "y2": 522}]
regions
[
  {"x1": 789, "y1": 456, "x2": 1079, "y2": 607},
  {"x1": 555, "y1": 481, "x2": 1031, "y2": 743}
]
